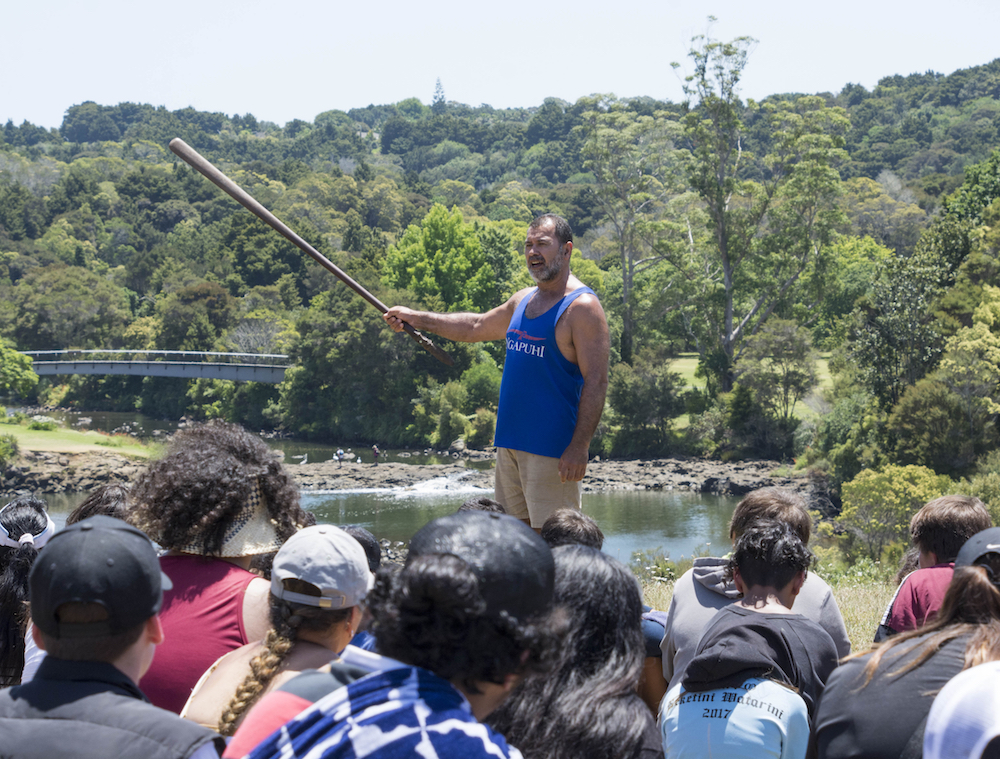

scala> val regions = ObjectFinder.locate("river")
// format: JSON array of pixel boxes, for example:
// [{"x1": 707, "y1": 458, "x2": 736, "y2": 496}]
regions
[{"x1": 33, "y1": 409, "x2": 742, "y2": 564}]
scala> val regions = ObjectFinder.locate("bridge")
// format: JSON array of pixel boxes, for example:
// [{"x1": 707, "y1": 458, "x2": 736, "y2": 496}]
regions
[{"x1": 23, "y1": 350, "x2": 291, "y2": 384}]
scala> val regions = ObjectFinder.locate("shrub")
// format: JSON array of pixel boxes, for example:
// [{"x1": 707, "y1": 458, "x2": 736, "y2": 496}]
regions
[
  {"x1": 839, "y1": 464, "x2": 954, "y2": 561},
  {"x1": 466, "y1": 408, "x2": 496, "y2": 449},
  {"x1": 0, "y1": 433, "x2": 18, "y2": 472}
]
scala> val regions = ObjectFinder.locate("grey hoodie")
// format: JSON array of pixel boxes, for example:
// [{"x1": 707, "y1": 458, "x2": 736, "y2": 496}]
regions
[{"x1": 659, "y1": 557, "x2": 851, "y2": 692}]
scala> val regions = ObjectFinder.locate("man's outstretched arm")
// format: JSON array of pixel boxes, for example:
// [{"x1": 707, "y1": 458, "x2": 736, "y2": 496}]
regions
[
  {"x1": 559, "y1": 296, "x2": 610, "y2": 483},
  {"x1": 383, "y1": 290, "x2": 529, "y2": 343}
]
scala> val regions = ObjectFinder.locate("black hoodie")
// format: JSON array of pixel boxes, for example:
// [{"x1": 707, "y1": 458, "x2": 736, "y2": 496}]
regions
[{"x1": 682, "y1": 604, "x2": 840, "y2": 717}]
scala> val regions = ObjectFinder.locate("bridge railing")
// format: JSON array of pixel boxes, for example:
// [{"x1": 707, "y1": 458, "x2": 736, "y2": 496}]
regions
[{"x1": 22, "y1": 350, "x2": 291, "y2": 365}]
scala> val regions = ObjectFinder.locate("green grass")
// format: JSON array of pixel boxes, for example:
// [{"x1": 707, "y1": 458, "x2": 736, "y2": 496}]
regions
[
  {"x1": 641, "y1": 573, "x2": 896, "y2": 656},
  {"x1": 666, "y1": 352, "x2": 833, "y2": 427},
  {"x1": 0, "y1": 421, "x2": 154, "y2": 458}
]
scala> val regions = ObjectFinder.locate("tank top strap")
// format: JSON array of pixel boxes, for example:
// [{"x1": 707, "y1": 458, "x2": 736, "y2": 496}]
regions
[{"x1": 554, "y1": 286, "x2": 595, "y2": 324}]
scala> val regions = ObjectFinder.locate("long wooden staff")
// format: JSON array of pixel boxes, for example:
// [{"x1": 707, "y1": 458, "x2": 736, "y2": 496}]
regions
[{"x1": 168, "y1": 138, "x2": 453, "y2": 366}]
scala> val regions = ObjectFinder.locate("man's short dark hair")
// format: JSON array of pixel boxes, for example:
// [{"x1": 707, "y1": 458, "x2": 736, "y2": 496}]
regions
[
  {"x1": 343, "y1": 524, "x2": 382, "y2": 573},
  {"x1": 529, "y1": 214, "x2": 573, "y2": 246},
  {"x1": 729, "y1": 487, "x2": 811, "y2": 544},
  {"x1": 911, "y1": 495, "x2": 991, "y2": 562},
  {"x1": 37, "y1": 603, "x2": 146, "y2": 662},
  {"x1": 458, "y1": 497, "x2": 506, "y2": 515},
  {"x1": 66, "y1": 484, "x2": 132, "y2": 526},
  {"x1": 540, "y1": 509, "x2": 604, "y2": 550}
]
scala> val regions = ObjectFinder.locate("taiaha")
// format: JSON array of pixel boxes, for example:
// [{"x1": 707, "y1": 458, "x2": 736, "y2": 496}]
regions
[{"x1": 168, "y1": 138, "x2": 453, "y2": 366}]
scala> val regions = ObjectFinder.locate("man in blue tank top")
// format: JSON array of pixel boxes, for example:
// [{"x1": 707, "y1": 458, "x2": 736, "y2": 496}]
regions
[{"x1": 384, "y1": 214, "x2": 610, "y2": 529}]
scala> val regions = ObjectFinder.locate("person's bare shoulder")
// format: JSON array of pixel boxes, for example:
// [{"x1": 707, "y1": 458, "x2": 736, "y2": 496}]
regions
[
  {"x1": 564, "y1": 291, "x2": 608, "y2": 329},
  {"x1": 509, "y1": 286, "x2": 534, "y2": 307}
]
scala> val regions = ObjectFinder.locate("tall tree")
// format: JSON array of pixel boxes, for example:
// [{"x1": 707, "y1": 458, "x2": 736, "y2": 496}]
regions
[
  {"x1": 665, "y1": 29, "x2": 848, "y2": 390},
  {"x1": 432, "y1": 79, "x2": 446, "y2": 115},
  {"x1": 579, "y1": 100, "x2": 686, "y2": 363}
]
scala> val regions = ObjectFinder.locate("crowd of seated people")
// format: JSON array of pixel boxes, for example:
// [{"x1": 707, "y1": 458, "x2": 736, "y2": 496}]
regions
[{"x1": 6, "y1": 420, "x2": 1000, "y2": 759}]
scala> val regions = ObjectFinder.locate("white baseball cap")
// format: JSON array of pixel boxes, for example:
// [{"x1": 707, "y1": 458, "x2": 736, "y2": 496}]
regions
[
  {"x1": 924, "y1": 661, "x2": 1000, "y2": 759},
  {"x1": 270, "y1": 524, "x2": 374, "y2": 609}
]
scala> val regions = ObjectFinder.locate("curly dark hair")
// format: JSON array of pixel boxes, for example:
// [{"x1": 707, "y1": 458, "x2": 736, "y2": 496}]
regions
[
  {"x1": 368, "y1": 554, "x2": 564, "y2": 693},
  {"x1": 488, "y1": 545, "x2": 651, "y2": 759},
  {"x1": 0, "y1": 495, "x2": 49, "y2": 686},
  {"x1": 131, "y1": 421, "x2": 309, "y2": 555},
  {"x1": 727, "y1": 518, "x2": 813, "y2": 590}
]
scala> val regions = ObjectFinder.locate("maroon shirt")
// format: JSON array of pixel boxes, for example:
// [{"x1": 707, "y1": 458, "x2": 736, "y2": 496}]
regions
[
  {"x1": 140, "y1": 555, "x2": 256, "y2": 713},
  {"x1": 883, "y1": 563, "x2": 955, "y2": 635}
]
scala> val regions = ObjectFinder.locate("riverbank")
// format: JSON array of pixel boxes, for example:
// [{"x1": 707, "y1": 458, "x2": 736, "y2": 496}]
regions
[{"x1": 2, "y1": 447, "x2": 811, "y2": 501}]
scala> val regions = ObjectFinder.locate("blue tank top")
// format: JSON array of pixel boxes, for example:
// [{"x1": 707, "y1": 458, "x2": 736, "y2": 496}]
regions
[{"x1": 493, "y1": 287, "x2": 595, "y2": 458}]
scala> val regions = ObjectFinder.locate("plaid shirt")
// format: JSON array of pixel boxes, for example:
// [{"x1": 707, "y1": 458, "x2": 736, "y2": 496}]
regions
[{"x1": 245, "y1": 665, "x2": 522, "y2": 759}]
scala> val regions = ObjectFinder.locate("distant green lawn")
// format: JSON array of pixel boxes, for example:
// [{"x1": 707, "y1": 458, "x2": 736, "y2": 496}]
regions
[
  {"x1": 667, "y1": 352, "x2": 831, "y2": 427},
  {"x1": 1, "y1": 422, "x2": 154, "y2": 458}
]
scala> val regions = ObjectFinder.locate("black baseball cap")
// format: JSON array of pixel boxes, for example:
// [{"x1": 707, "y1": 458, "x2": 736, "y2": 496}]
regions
[
  {"x1": 955, "y1": 527, "x2": 1000, "y2": 570},
  {"x1": 30, "y1": 515, "x2": 171, "y2": 639},
  {"x1": 407, "y1": 511, "x2": 555, "y2": 621}
]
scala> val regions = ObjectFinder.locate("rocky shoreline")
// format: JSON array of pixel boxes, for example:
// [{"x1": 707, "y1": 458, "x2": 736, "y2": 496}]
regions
[{"x1": 3, "y1": 448, "x2": 818, "y2": 504}]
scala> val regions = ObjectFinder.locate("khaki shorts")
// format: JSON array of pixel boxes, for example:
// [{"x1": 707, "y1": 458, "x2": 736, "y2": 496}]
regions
[{"x1": 494, "y1": 447, "x2": 582, "y2": 528}]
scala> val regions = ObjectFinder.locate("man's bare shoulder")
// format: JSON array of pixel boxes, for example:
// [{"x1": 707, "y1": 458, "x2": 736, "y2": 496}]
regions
[
  {"x1": 510, "y1": 286, "x2": 535, "y2": 305},
  {"x1": 564, "y1": 290, "x2": 607, "y2": 323}
]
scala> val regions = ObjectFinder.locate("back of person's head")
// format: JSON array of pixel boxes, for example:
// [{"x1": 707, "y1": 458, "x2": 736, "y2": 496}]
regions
[
  {"x1": 0, "y1": 495, "x2": 55, "y2": 685},
  {"x1": 911, "y1": 495, "x2": 991, "y2": 562},
  {"x1": 487, "y1": 545, "x2": 650, "y2": 759},
  {"x1": 728, "y1": 519, "x2": 813, "y2": 590},
  {"x1": 218, "y1": 525, "x2": 374, "y2": 735},
  {"x1": 131, "y1": 420, "x2": 309, "y2": 557},
  {"x1": 342, "y1": 524, "x2": 382, "y2": 572},
  {"x1": 458, "y1": 497, "x2": 506, "y2": 515},
  {"x1": 548, "y1": 544, "x2": 642, "y2": 674},
  {"x1": 30, "y1": 515, "x2": 167, "y2": 665},
  {"x1": 859, "y1": 528, "x2": 1000, "y2": 686},
  {"x1": 368, "y1": 511, "x2": 560, "y2": 693},
  {"x1": 540, "y1": 509, "x2": 604, "y2": 550},
  {"x1": 729, "y1": 487, "x2": 811, "y2": 544},
  {"x1": 66, "y1": 483, "x2": 133, "y2": 526}
]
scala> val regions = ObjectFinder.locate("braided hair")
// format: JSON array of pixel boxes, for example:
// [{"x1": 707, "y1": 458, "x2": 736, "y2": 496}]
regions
[{"x1": 216, "y1": 579, "x2": 351, "y2": 735}]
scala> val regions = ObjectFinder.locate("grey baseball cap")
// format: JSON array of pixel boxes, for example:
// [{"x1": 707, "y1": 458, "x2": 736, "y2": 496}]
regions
[{"x1": 270, "y1": 524, "x2": 374, "y2": 609}]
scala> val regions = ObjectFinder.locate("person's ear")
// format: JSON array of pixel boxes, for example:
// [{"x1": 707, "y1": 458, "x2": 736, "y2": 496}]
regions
[
  {"x1": 790, "y1": 570, "x2": 806, "y2": 597},
  {"x1": 31, "y1": 623, "x2": 46, "y2": 652},
  {"x1": 349, "y1": 606, "x2": 363, "y2": 634},
  {"x1": 146, "y1": 614, "x2": 165, "y2": 646},
  {"x1": 562, "y1": 241, "x2": 573, "y2": 258},
  {"x1": 732, "y1": 567, "x2": 747, "y2": 596},
  {"x1": 501, "y1": 671, "x2": 522, "y2": 694}
]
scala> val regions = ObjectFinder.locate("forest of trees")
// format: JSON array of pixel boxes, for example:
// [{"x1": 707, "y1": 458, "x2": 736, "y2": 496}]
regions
[{"x1": 4, "y1": 33, "x2": 1000, "y2": 505}]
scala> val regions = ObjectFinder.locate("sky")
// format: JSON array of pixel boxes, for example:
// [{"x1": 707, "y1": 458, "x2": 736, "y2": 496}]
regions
[{"x1": 6, "y1": 0, "x2": 1000, "y2": 130}]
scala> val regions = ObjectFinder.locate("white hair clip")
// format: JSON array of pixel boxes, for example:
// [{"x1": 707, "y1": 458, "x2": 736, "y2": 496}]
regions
[{"x1": 0, "y1": 501, "x2": 56, "y2": 550}]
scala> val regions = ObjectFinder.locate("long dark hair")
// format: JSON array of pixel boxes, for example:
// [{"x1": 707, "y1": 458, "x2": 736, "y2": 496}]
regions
[
  {"x1": 487, "y1": 545, "x2": 652, "y2": 759},
  {"x1": 856, "y1": 565, "x2": 1000, "y2": 687},
  {"x1": 0, "y1": 495, "x2": 49, "y2": 686}
]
